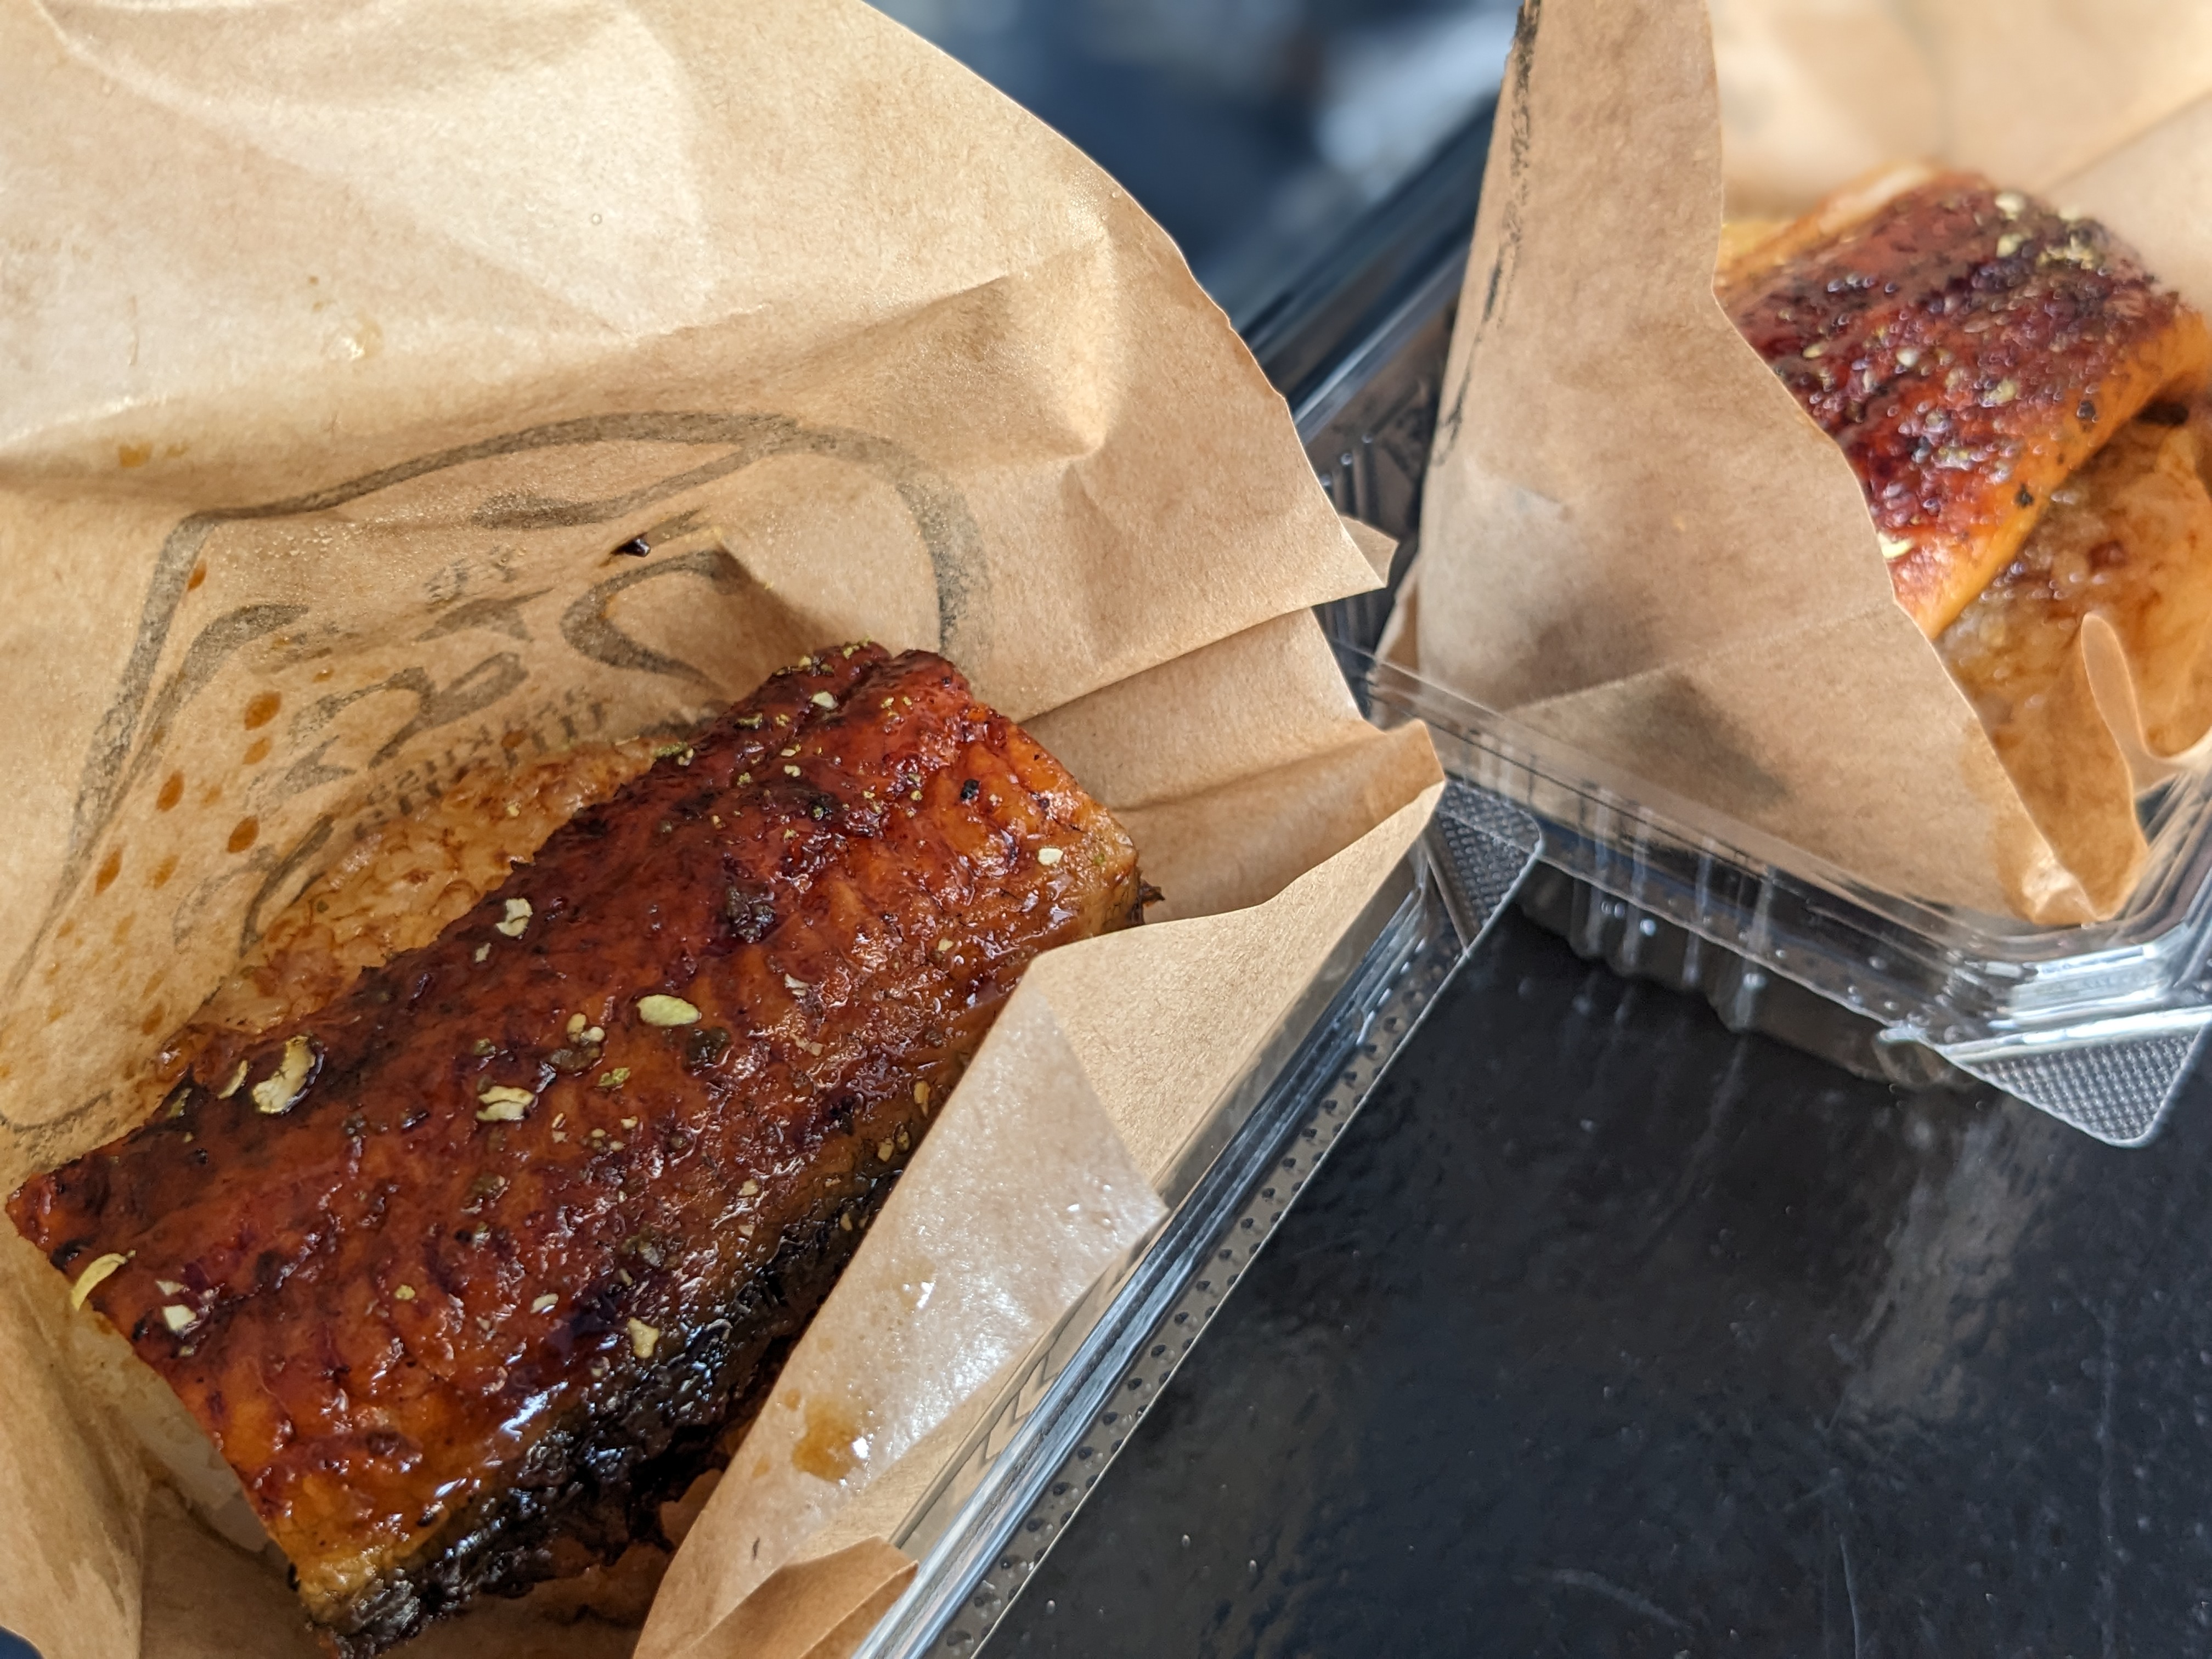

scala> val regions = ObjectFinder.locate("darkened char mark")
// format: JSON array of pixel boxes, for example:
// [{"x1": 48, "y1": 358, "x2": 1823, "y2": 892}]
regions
[{"x1": 1720, "y1": 170, "x2": 2209, "y2": 634}]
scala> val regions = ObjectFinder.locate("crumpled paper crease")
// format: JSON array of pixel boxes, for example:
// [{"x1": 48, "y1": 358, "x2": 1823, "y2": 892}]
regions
[{"x1": 1408, "y1": 0, "x2": 2212, "y2": 922}]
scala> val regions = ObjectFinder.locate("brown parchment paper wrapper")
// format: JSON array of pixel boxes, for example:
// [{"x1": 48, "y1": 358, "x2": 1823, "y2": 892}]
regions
[
  {"x1": 1405, "y1": 0, "x2": 2212, "y2": 922},
  {"x1": 0, "y1": 3, "x2": 1442, "y2": 1656},
  {"x1": 1713, "y1": 0, "x2": 2212, "y2": 218}
]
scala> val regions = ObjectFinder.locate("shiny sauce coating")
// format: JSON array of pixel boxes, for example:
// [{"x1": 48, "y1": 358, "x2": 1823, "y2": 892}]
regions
[
  {"x1": 8, "y1": 644, "x2": 1144, "y2": 1655},
  {"x1": 1720, "y1": 170, "x2": 2210, "y2": 634}
]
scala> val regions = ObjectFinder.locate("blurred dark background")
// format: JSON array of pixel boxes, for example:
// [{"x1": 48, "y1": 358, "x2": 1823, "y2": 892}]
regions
[{"x1": 872, "y1": 0, "x2": 1516, "y2": 328}]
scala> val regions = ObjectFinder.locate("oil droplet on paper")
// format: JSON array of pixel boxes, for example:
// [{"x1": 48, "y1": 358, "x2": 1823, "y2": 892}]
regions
[
  {"x1": 791, "y1": 1395, "x2": 876, "y2": 1484},
  {"x1": 330, "y1": 317, "x2": 383, "y2": 362}
]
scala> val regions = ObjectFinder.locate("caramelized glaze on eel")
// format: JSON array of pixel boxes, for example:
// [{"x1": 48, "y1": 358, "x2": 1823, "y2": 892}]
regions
[
  {"x1": 8, "y1": 644, "x2": 1144, "y2": 1656},
  {"x1": 1719, "y1": 165, "x2": 2211, "y2": 635}
]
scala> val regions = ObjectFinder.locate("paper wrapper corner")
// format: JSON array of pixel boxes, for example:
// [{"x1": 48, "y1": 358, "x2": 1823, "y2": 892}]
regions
[
  {"x1": 0, "y1": 4, "x2": 1436, "y2": 1657},
  {"x1": 1407, "y1": 0, "x2": 2212, "y2": 923}
]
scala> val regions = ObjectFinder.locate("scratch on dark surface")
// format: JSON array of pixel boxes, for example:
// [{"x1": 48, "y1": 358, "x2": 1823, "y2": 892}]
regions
[
  {"x1": 2095, "y1": 1302, "x2": 2119, "y2": 1659},
  {"x1": 1543, "y1": 1567, "x2": 1686, "y2": 1632},
  {"x1": 1838, "y1": 1528, "x2": 1864, "y2": 1659},
  {"x1": 1624, "y1": 1037, "x2": 1750, "y2": 1267}
]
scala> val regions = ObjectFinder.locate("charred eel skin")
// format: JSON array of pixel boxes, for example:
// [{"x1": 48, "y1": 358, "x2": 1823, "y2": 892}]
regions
[
  {"x1": 1719, "y1": 166, "x2": 2211, "y2": 636},
  {"x1": 9, "y1": 642, "x2": 1146, "y2": 1656}
]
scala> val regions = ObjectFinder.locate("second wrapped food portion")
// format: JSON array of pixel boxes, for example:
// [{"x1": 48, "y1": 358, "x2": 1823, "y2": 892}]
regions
[
  {"x1": 1720, "y1": 166, "x2": 2212, "y2": 883},
  {"x1": 7, "y1": 643, "x2": 1145, "y2": 1657}
]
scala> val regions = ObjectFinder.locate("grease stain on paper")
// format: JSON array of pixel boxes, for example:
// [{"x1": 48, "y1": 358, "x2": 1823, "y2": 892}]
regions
[{"x1": 791, "y1": 1395, "x2": 877, "y2": 1485}]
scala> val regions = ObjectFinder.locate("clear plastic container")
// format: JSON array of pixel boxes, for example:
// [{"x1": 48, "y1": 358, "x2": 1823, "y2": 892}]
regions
[
  {"x1": 1291, "y1": 126, "x2": 2212, "y2": 1149},
  {"x1": 853, "y1": 787, "x2": 1539, "y2": 1657}
]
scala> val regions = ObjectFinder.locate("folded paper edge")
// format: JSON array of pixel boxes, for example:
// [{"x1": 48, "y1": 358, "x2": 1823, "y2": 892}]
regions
[{"x1": 639, "y1": 769, "x2": 1442, "y2": 1659}]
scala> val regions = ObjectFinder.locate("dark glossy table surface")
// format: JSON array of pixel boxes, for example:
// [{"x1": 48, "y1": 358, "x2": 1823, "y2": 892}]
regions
[{"x1": 984, "y1": 906, "x2": 2212, "y2": 1657}]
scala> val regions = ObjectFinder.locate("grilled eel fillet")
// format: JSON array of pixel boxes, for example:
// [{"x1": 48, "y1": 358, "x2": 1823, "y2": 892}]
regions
[
  {"x1": 1718, "y1": 163, "x2": 2212, "y2": 635},
  {"x1": 8, "y1": 644, "x2": 1145, "y2": 1657}
]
